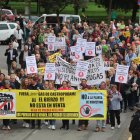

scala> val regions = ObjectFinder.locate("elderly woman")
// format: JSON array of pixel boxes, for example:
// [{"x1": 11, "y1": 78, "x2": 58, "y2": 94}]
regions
[{"x1": 109, "y1": 84, "x2": 122, "y2": 130}]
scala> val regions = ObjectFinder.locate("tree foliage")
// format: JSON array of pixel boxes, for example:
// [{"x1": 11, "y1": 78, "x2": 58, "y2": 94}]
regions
[{"x1": 95, "y1": 0, "x2": 138, "y2": 22}]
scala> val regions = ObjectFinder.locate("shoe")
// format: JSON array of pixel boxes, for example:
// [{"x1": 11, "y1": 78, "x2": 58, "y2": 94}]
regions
[
  {"x1": 101, "y1": 128, "x2": 105, "y2": 132},
  {"x1": 51, "y1": 125, "x2": 56, "y2": 130},
  {"x1": 95, "y1": 127, "x2": 100, "y2": 132},
  {"x1": 77, "y1": 127, "x2": 83, "y2": 131},
  {"x1": 2, "y1": 126, "x2": 7, "y2": 130},
  {"x1": 60, "y1": 126, "x2": 65, "y2": 129},
  {"x1": 7, "y1": 126, "x2": 11, "y2": 130},
  {"x1": 117, "y1": 125, "x2": 120, "y2": 129},
  {"x1": 25, "y1": 123, "x2": 30, "y2": 128},
  {"x1": 111, "y1": 127, "x2": 115, "y2": 130},
  {"x1": 31, "y1": 126, "x2": 35, "y2": 129},
  {"x1": 48, "y1": 125, "x2": 52, "y2": 129},
  {"x1": 44, "y1": 121, "x2": 48, "y2": 125},
  {"x1": 22, "y1": 122, "x2": 26, "y2": 127}
]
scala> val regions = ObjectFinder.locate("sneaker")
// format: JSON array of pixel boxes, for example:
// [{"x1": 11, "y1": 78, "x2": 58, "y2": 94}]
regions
[
  {"x1": 25, "y1": 123, "x2": 30, "y2": 128},
  {"x1": 117, "y1": 125, "x2": 120, "y2": 129},
  {"x1": 51, "y1": 125, "x2": 56, "y2": 130},
  {"x1": 77, "y1": 127, "x2": 83, "y2": 131},
  {"x1": 22, "y1": 122, "x2": 26, "y2": 127},
  {"x1": 48, "y1": 125, "x2": 52, "y2": 129},
  {"x1": 7, "y1": 126, "x2": 11, "y2": 130},
  {"x1": 44, "y1": 121, "x2": 48, "y2": 125},
  {"x1": 111, "y1": 127, "x2": 115, "y2": 130}
]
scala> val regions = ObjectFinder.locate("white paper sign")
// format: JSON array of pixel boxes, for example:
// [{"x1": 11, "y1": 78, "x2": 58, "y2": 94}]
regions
[
  {"x1": 44, "y1": 63, "x2": 55, "y2": 80},
  {"x1": 26, "y1": 56, "x2": 38, "y2": 74},
  {"x1": 104, "y1": 61, "x2": 110, "y2": 71},
  {"x1": 70, "y1": 46, "x2": 83, "y2": 61},
  {"x1": 75, "y1": 61, "x2": 89, "y2": 79},
  {"x1": 48, "y1": 43, "x2": 55, "y2": 51},
  {"x1": 85, "y1": 42, "x2": 96, "y2": 56},
  {"x1": 96, "y1": 45, "x2": 102, "y2": 54},
  {"x1": 47, "y1": 36, "x2": 56, "y2": 43},
  {"x1": 115, "y1": 64, "x2": 129, "y2": 83},
  {"x1": 76, "y1": 39, "x2": 87, "y2": 53}
]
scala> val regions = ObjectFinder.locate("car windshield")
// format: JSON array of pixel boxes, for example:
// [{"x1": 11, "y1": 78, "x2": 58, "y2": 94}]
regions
[
  {"x1": 46, "y1": 16, "x2": 63, "y2": 24},
  {"x1": 2, "y1": 10, "x2": 11, "y2": 15}
]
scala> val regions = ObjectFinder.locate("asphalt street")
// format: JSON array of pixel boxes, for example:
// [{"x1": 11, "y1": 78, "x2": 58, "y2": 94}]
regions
[{"x1": 0, "y1": 45, "x2": 132, "y2": 140}]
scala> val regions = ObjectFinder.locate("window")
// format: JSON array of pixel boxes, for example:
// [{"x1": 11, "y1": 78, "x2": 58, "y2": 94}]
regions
[
  {"x1": 2, "y1": 10, "x2": 12, "y2": 15},
  {"x1": 0, "y1": 24, "x2": 9, "y2": 30},
  {"x1": 66, "y1": 17, "x2": 79, "y2": 23},
  {"x1": 9, "y1": 24, "x2": 16, "y2": 29},
  {"x1": 37, "y1": 17, "x2": 44, "y2": 24},
  {"x1": 46, "y1": 16, "x2": 63, "y2": 24}
]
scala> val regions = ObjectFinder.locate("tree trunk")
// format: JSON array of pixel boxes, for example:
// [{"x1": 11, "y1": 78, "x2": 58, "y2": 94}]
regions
[
  {"x1": 74, "y1": 6, "x2": 79, "y2": 15},
  {"x1": 131, "y1": 1, "x2": 138, "y2": 22},
  {"x1": 56, "y1": 11, "x2": 60, "y2": 25}
]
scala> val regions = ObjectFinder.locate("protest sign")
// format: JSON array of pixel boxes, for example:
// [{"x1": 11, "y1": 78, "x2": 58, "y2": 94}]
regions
[
  {"x1": 76, "y1": 39, "x2": 87, "y2": 53},
  {"x1": 0, "y1": 90, "x2": 107, "y2": 120},
  {"x1": 70, "y1": 46, "x2": 83, "y2": 62},
  {"x1": 38, "y1": 67, "x2": 45, "y2": 75},
  {"x1": 115, "y1": 64, "x2": 129, "y2": 83},
  {"x1": 85, "y1": 42, "x2": 96, "y2": 56},
  {"x1": 48, "y1": 43, "x2": 55, "y2": 51},
  {"x1": 96, "y1": 45, "x2": 102, "y2": 54},
  {"x1": 104, "y1": 61, "x2": 110, "y2": 71},
  {"x1": 75, "y1": 61, "x2": 89, "y2": 79},
  {"x1": 132, "y1": 57, "x2": 140, "y2": 64},
  {"x1": 56, "y1": 56, "x2": 106, "y2": 86},
  {"x1": 48, "y1": 52, "x2": 62, "y2": 63},
  {"x1": 44, "y1": 63, "x2": 55, "y2": 80},
  {"x1": 26, "y1": 56, "x2": 38, "y2": 74},
  {"x1": 47, "y1": 36, "x2": 56, "y2": 43}
]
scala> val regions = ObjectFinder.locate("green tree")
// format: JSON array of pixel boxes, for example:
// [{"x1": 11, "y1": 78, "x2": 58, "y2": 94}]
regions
[
  {"x1": 40, "y1": 0, "x2": 72, "y2": 24},
  {"x1": 95, "y1": 0, "x2": 139, "y2": 22}
]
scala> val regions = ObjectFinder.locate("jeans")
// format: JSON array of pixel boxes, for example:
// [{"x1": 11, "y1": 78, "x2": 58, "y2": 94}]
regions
[
  {"x1": 49, "y1": 120, "x2": 56, "y2": 125},
  {"x1": 78, "y1": 120, "x2": 88, "y2": 127},
  {"x1": 96, "y1": 120, "x2": 106, "y2": 128},
  {"x1": 3, "y1": 119, "x2": 10, "y2": 126}
]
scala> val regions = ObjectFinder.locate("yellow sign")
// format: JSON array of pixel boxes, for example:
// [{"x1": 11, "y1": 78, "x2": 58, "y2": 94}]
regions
[
  {"x1": 0, "y1": 90, "x2": 107, "y2": 120},
  {"x1": 38, "y1": 67, "x2": 45, "y2": 75},
  {"x1": 132, "y1": 57, "x2": 140, "y2": 64},
  {"x1": 48, "y1": 52, "x2": 61, "y2": 63}
]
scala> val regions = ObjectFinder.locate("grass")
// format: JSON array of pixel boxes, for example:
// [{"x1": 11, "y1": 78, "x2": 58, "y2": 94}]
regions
[{"x1": 7, "y1": 2, "x2": 139, "y2": 22}]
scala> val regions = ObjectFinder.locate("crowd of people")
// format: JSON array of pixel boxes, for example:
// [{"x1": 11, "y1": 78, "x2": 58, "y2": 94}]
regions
[{"x1": 0, "y1": 15, "x2": 140, "y2": 138}]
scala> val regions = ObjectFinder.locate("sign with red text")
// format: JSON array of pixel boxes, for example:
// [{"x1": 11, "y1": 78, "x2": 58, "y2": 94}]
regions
[
  {"x1": 26, "y1": 56, "x2": 38, "y2": 74},
  {"x1": 115, "y1": 64, "x2": 129, "y2": 83},
  {"x1": 44, "y1": 63, "x2": 55, "y2": 80},
  {"x1": 85, "y1": 42, "x2": 96, "y2": 56}
]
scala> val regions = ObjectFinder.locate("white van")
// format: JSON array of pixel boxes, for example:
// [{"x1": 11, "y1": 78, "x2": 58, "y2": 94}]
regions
[{"x1": 34, "y1": 14, "x2": 81, "y2": 26}]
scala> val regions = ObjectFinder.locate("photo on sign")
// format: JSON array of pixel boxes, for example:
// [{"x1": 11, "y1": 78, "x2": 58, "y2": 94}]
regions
[
  {"x1": 0, "y1": 92, "x2": 16, "y2": 117},
  {"x1": 80, "y1": 92, "x2": 104, "y2": 118}
]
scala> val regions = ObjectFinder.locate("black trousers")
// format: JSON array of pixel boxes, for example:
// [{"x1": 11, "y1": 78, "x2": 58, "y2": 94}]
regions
[
  {"x1": 3, "y1": 119, "x2": 10, "y2": 126},
  {"x1": 62, "y1": 120, "x2": 69, "y2": 128},
  {"x1": 78, "y1": 120, "x2": 88, "y2": 127},
  {"x1": 109, "y1": 110, "x2": 120, "y2": 127},
  {"x1": 17, "y1": 39, "x2": 22, "y2": 50},
  {"x1": 31, "y1": 120, "x2": 41, "y2": 128},
  {"x1": 132, "y1": 134, "x2": 140, "y2": 140}
]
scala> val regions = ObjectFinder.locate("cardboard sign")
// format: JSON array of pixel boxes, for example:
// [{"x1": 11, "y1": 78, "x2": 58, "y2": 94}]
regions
[
  {"x1": 85, "y1": 42, "x2": 96, "y2": 56},
  {"x1": 26, "y1": 56, "x2": 38, "y2": 74}
]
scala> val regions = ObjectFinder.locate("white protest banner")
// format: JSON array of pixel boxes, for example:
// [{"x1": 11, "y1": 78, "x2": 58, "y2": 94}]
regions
[
  {"x1": 56, "y1": 56, "x2": 106, "y2": 86},
  {"x1": 26, "y1": 56, "x2": 38, "y2": 74},
  {"x1": 76, "y1": 37, "x2": 83, "y2": 44},
  {"x1": 115, "y1": 64, "x2": 129, "y2": 83},
  {"x1": 47, "y1": 36, "x2": 56, "y2": 43},
  {"x1": 96, "y1": 45, "x2": 102, "y2": 54},
  {"x1": 44, "y1": 63, "x2": 55, "y2": 80},
  {"x1": 85, "y1": 42, "x2": 96, "y2": 56},
  {"x1": 48, "y1": 43, "x2": 55, "y2": 51},
  {"x1": 70, "y1": 46, "x2": 83, "y2": 62},
  {"x1": 75, "y1": 61, "x2": 89, "y2": 79}
]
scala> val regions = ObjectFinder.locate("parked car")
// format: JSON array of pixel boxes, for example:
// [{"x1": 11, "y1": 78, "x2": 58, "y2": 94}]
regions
[
  {"x1": 0, "y1": 22, "x2": 18, "y2": 43},
  {"x1": 1, "y1": 9, "x2": 15, "y2": 21},
  {"x1": 33, "y1": 14, "x2": 81, "y2": 27}
]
